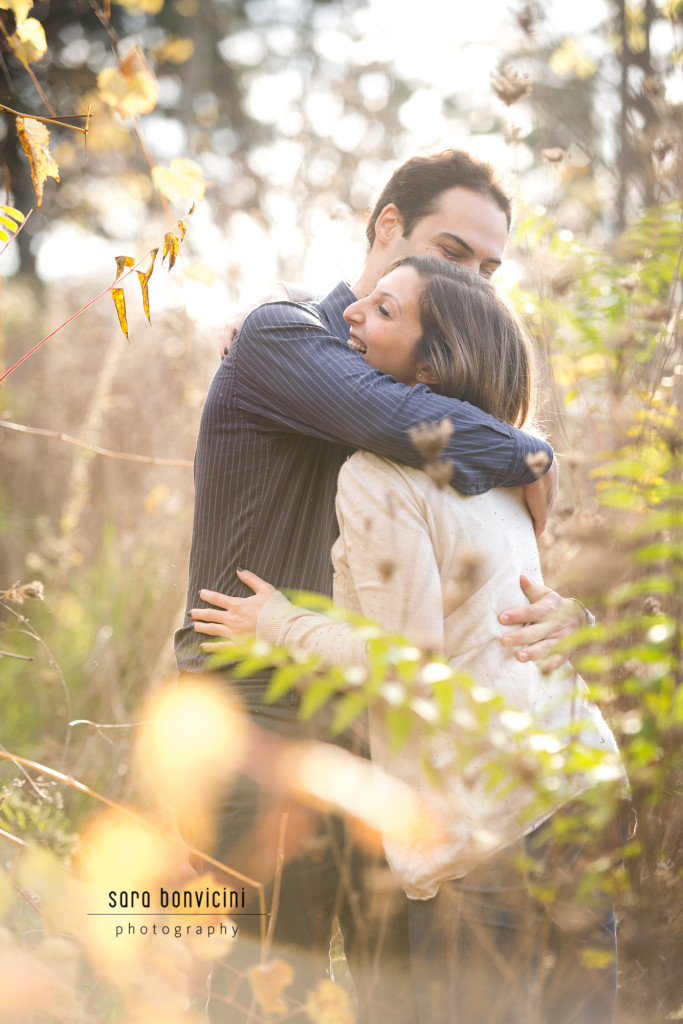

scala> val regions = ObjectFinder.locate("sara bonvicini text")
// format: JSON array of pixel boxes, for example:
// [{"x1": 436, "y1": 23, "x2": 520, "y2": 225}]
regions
[{"x1": 107, "y1": 887, "x2": 246, "y2": 909}]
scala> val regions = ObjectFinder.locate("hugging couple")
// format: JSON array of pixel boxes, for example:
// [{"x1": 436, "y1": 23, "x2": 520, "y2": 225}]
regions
[{"x1": 175, "y1": 150, "x2": 627, "y2": 1024}]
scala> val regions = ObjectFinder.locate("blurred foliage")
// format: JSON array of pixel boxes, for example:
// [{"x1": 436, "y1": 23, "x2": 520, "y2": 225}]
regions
[{"x1": 0, "y1": 0, "x2": 682, "y2": 1022}]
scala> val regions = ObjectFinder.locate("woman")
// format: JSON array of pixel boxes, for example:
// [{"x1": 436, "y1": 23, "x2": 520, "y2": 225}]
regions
[{"x1": 192, "y1": 256, "x2": 627, "y2": 1023}]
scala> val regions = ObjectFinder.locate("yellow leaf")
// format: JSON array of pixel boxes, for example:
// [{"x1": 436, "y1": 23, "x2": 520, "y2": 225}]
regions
[
  {"x1": 247, "y1": 959, "x2": 295, "y2": 1017},
  {"x1": 306, "y1": 979, "x2": 356, "y2": 1024},
  {"x1": 137, "y1": 246, "x2": 159, "y2": 323},
  {"x1": 16, "y1": 116, "x2": 59, "y2": 207},
  {"x1": 549, "y1": 38, "x2": 596, "y2": 80},
  {"x1": 0, "y1": 0, "x2": 34, "y2": 24},
  {"x1": 152, "y1": 158, "x2": 205, "y2": 203},
  {"x1": 0, "y1": 204, "x2": 24, "y2": 222},
  {"x1": 184, "y1": 262, "x2": 216, "y2": 286},
  {"x1": 97, "y1": 45, "x2": 159, "y2": 119},
  {"x1": 9, "y1": 16, "x2": 47, "y2": 66},
  {"x1": 112, "y1": 287, "x2": 130, "y2": 342},
  {"x1": 152, "y1": 35, "x2": 195, "y2": 64},
  {"x1": 162, "y1": 230, "x2": 180, "y2": 270},
  {"x1": 177, "y1": 218, "x2": 187, "y2": 240},
  {"x1": 113, "y1": 0, "x2": 164, "y2": 12},
  {"x1": 114, "y1": 254, "x2": 135, "y2": 281}
]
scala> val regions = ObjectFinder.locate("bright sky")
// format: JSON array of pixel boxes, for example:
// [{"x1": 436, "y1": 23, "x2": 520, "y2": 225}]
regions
[{"x1": 1, "y1": 0, "x2": 622, "y2": 331}]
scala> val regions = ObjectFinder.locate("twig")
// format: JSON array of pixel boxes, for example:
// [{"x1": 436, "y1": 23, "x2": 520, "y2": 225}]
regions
[
  {"x1": 0, "y1": 749, "x2": 267, "y2": 923},
  {"x1": 0, "y1": 603, "x2": 73, "y2": 770},
  {"x1": 0, "y1": 255, "x2": 152, "y2": 383},
  {"x1": 263, "y1": 809, "x2": 288, "y2": 959},
  {"x1": 0, "y1": 419, "x2": 193, "y2": 468},
  {"x1": 0, "y1": 649, "x2": 33, "y2": 660},
  {"x1": 0, "y1": 102, "x2": 92, "y2": 136}
]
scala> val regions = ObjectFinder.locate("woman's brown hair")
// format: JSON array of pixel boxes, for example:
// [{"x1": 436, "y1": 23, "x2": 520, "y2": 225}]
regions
[{"x1": 395, "y1": 255, "x2": 536, "y2": 429}]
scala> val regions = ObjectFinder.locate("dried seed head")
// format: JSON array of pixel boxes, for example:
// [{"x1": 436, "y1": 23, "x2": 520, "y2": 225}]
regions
[
  {"x1": 642, "y1": 75, "x2": 665, "y2": 99},
  {"x1": 19, "y1": 580, "x2": 44, "y2": 601},
  {"x1": 642, "y1": 596, "x2": 662, "y2": 616},
  {"x1": 1, "y1": 579, "x2": 45, "y2": 604},
  {"x1": 490, "y1": 67, "x2": 532, "y2": 106},
  {"x1": 378, "y1": 560, "x2": 395, "y2": 583},
  {"x1": 515, "y1": 3, "x2": 536, "y2": 36},
  {"x1": 617, "y1": 275, "x2": 638, "y2": 295},
  {"x1": 653, "y1": 134, "x2": 674, "y2": 162},
  {"x1": 424, "y1": 461, "x2": 454, "y2": 489},
  {"x1": 525, "y1": 450, "x2": 550, "y2": 477},
  {"x1": 408, "y1": 419, "x2": 454, "y2": 461},
  {"x1": 542, "y1": 147, "x2": 566, "y2": 164}
]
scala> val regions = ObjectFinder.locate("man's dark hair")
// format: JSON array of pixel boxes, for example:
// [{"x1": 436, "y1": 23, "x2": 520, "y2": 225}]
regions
[{"x1": 365, "y1": 149, "x2": 513, "y2": 250}]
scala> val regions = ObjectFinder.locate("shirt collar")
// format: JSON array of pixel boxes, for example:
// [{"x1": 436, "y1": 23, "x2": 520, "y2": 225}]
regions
[{"x1": 317, "y1": 280, "x2": 356, "y2": 342}]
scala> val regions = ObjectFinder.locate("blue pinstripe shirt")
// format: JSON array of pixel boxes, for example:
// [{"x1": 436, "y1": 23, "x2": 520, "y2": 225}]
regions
[{"x1": 174, "y1": 281, "x2": 553, "y2": 673}]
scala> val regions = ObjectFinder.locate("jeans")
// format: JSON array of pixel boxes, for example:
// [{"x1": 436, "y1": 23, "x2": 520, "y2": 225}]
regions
[{"x1": 408, "y1": 801, "x2": 626, "y2": 1024}]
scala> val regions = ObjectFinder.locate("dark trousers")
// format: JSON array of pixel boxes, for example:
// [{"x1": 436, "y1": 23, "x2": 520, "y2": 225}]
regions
[
  {"x1": 180, "y1": 677, "x2": 418, "y2": 1024},
  {"x1": 408, "y1": 800, "x2": 627, "y2": 1024}
]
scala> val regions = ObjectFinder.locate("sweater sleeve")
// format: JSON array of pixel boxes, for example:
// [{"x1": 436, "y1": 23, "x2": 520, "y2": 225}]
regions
[
  {"x1": 257, "y1": 590, "x2": 368, "y2": 666},
  {"x1": 256, "y1": 454, "x2": 446, "y2": 665}
]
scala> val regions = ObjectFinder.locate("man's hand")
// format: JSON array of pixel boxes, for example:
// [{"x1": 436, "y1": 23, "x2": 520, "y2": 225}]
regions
[
  {"x1": 522, "y1": 457, "x2": 558, "y2": 537},
  {"x1": 191, "y1": 569, "x2": 276, "y2": 648},
  {"x1": 499, "y1": 574, "x2": 590, "y2": 673},
  {"x1": 219, "y1": 283, "x2": 291, "y2": 358}
]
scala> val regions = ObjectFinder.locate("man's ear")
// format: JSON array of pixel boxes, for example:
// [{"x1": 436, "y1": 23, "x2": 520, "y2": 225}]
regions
[{"x1": 374, "y1": 203, "x2": 405, "y2": 245}]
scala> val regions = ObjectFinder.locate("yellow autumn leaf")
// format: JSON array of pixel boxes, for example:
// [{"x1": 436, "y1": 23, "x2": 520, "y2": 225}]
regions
[
  {"x1": 152, "y1": 158, "x2": 205, "y2": 203},
  {"x1": 0, "y1": 0, "x2": 34, "y2": 24},
  {"x1": 247, "y1": 959, "x2": 295, "y2": 1017},
  {"x1": 98, "y1": 45, "x2": 159, "y2": 119},
  {"x1": 115, "y1": 254, "x2": 135, "y2": 280},
  {"x1": 162, "y1": 230, "x2": 180, "y2": 270},
  {"x1": 549, "y1": 38, "x2": 596, "y2": 80},
  {"x1": 152, "y1": 35, "x2": 195, "y2": 64},
  {"x1": 16, "y1": 116, "x2": 59, "y2": 207},
  {"x1": 112, "y1": 288, "x2": 130, "y2": 342},
  {"x1": 137, "y1": 246, "x2": 159, "y2": 323},
  {"x1": 184, "y1": 262, "x2": 217, "y2": 286},
  {"x1": 113, "y1": 256, "x2": 135, "y2": 341},
  {"x1": 113, "y1": 0, "x2": 164, "y2": 12},
  {"x1": 306, "y1": 979, "x2": 356, "y2": 1024},
  {"x1": 9, "y1": 16, "x2": 47, "y2": 66}
]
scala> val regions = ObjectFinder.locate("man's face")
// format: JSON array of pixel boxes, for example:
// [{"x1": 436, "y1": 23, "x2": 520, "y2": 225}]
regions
[{"x1": 389, "y1": 186, "x2": 509, "y2": 280}]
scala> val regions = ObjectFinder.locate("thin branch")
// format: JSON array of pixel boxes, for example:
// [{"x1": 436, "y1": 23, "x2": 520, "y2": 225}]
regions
[
  {"x1": 0, "y1": 749, "x2": 267, "y2": 923},
  {"x1": 0, "y1": 419, "x2": 193, "y2": 468},
  {"x1": 0, "y1": 649, "x2": 33, "y2": 660},
  {"x1": 22, "y1": 64, "x2": 56, "y2": 116},
  {"x1": 0, "y1": 102, "x2": 91, "y2": 137},
  {"x1": 0, "y1": 255, "x2": 152, "y2": 384}
]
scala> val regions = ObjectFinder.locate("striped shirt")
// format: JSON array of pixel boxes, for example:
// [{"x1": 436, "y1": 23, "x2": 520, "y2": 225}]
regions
[{"x1": 174, "y1": 281, "x2": 553, "y2": 674}]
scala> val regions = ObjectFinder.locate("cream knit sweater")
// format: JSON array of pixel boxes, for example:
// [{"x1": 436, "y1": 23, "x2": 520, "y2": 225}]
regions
[{"x1": 257, "y1": 451, "x2": 625, "y2": 899}]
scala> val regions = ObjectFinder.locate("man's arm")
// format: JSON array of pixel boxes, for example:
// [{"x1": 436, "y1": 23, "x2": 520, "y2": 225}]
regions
[{"x1": 234, "y1": 299, "x2": 553, "y2": 500}]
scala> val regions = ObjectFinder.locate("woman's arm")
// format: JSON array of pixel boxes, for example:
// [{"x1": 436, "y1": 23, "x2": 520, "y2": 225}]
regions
[{"x1": 192, "y1": 455, "x2": 446, "y2": 666}]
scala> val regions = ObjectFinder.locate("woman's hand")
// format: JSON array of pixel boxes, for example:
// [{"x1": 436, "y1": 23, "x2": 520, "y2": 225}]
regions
[{"x1": 191, "y1": 569, "x2": 276, "y2": 649}]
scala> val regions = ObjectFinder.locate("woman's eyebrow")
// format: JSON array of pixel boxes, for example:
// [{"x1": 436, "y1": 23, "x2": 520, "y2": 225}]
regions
[{"x1": 376, "y1": 289, "x2": 402, "y2": 312}]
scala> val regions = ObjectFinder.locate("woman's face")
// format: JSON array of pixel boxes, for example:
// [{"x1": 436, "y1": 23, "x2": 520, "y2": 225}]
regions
[{"x1": 343, "y1": 265, "x2": 425, "y2": 386}]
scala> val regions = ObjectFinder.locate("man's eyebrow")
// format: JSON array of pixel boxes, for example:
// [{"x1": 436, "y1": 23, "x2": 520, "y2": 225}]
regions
[{"x1": 435, "y1": 232, "x2": 503, "y2": 267}]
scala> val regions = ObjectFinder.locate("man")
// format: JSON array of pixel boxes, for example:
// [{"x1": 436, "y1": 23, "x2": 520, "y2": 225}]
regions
[{"x1": 175, "y1": 149, "x2": 585, "y2": 1022}]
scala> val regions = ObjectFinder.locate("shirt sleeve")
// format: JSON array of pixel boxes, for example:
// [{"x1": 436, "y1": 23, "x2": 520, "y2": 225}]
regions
[
  {"x1": 234, "y1": 300, "x2": 553, "y2": 496},
  {"x1": 255, "y1": 455, "x2": 445, "y2": 665}
]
